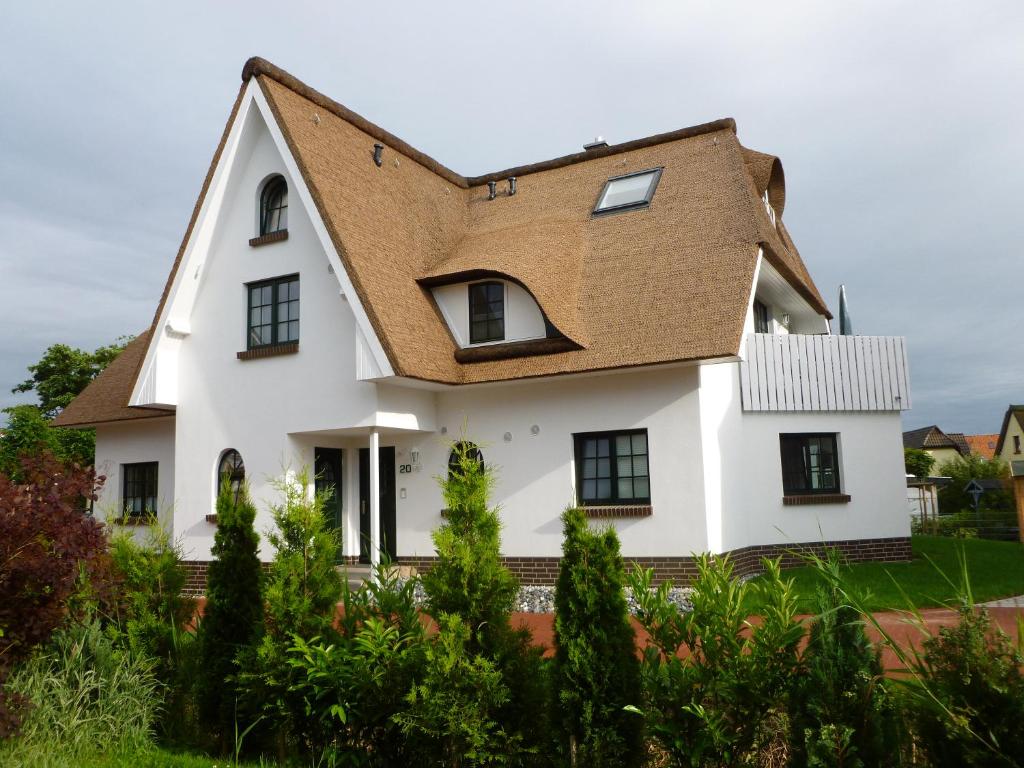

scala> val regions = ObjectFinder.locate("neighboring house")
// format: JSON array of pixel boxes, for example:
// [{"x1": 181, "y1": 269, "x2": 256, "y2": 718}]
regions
[
  {"x1": 54, "y1": 57, "x2": 913, "y2": 587},
  {"x1": 994, "y1": 405, "x2": 1024, "y2": 477},
  {"x1": 903, "y1": 425, "x2": 969, "y2": 469},
  {"x1": 964, "y1": 433, "x2": 999, "y2": 460}
]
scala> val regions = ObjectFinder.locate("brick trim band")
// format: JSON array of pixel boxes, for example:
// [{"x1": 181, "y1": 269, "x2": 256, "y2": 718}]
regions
[
  {"x1": 248, "y1": 230, "x2": 289, "y2": 247},
  {"x1": 584, "y1": 505, "x2": 653, "y2": 518},
  {"x1": 783, "y1": 494, "x2": 852, "y2": 506},
  {"x1": 180, "y1": 537, "x2": 911, "y2": 593},
  {"x1": 237, "y1": 342, "x2": 299, "y2": 360}
]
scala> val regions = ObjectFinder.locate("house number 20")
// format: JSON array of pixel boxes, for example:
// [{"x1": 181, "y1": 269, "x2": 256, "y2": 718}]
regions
[{"x1": 398, "y1": 464, "x2": 413, "y2": 474}]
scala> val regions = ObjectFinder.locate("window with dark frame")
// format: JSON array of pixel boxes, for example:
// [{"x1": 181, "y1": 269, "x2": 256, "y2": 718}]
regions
[
  {"x1": 754, "y1": 299, "x2": 771, "y2": 334},
  {"x1": 469, "y1": 282, "x2": 505, "y2": 344},
  {"x1": 779, "y1": 433, "x2": 841, "y2": 495},
  {"x1": 122, "y1": 462, "x2": 158, "y2": 517},
  {"x1": 218, "y1": 449, "x2": 245, "y2": 501},
  {"x1": 260, "y1": 176, "x2": 288, "y2": 235},
  {"x1": 448, "y1": 441, "x2": 484, "y2": 479},
  {"x1": 247, "y1": 275, "x2": 299, "y2": 349},
  {"x1": 1015, "y1": 435, "x2": 1021, "y2": 454},
  {"x1": 574, "y1": 430, "x2": 650, "y2": 505},
  {"x1": 593, "y1": 168, "x2": 663, "y2": 215}
]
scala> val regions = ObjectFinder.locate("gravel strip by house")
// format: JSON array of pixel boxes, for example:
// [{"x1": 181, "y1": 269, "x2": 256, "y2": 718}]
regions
[{"x1": 395, "y1": 580, "x2": 692, "y2": 614}]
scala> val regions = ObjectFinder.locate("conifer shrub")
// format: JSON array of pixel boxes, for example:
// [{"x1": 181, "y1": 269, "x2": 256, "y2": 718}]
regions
[
  {"x1": 419, "y1": 438, "x2": 551, "y2": 765},
  {"x1": 553, "y1": 507, "x2": 643, "y2": 767},
  {"x1": 195, "y1": 480, "x2": 263, "y2": 752},
  {"x1": 628, "y1": 555, "x2": 803, "y2": 766},
  {"x1": 238, "y1": 469, "x2": 343, "y2": 752},
  {"x1": 789, "y1": 552, "x2": 903, "y2": 767}
]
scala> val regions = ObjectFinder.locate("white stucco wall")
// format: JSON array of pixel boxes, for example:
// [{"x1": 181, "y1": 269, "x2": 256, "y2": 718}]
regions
[
  {"x1": 381, "y1": 365, "x2": 708, "y2": 559},
  {"x1": 169, "y1": 108, "x2": 399, "y2": 560},
  {"x1": 703, "y1": 361, "x2": 910, "y2": 553},
  {"x1": 93, "y1": 419, "x2": 176, "y2": 542},
  {"x1": 432, "y1": 280, "x2": 547, "y2": 347}
]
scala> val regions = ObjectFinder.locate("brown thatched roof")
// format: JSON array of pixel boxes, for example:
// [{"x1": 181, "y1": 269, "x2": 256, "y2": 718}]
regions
[
  {"x1": 61, "y1": 56, "x2": 832, "y2": 423},
  {"x1": 52, "y1": 331, "x2": 170, "y2": 427}
]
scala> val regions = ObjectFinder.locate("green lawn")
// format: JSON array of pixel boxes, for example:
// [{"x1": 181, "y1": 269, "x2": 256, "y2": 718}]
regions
[{"x1": 747, "y1": 535, "x2": 1024, "y2": 613}]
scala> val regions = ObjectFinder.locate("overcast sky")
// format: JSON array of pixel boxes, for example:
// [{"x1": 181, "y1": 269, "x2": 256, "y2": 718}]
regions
[{"x1": 1, "y1": 2, "x2": 1021, "y2": 434}]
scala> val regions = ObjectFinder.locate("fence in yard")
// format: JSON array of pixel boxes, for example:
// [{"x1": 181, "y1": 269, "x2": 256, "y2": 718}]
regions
[{"x1": 912, "y1": 514, "x2": 1020, "y2": 542}]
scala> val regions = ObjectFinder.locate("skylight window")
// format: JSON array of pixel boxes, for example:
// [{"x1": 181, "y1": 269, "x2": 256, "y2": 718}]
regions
[{"x1": 593, "y1": 168, "x2": 663, "y2": 215}]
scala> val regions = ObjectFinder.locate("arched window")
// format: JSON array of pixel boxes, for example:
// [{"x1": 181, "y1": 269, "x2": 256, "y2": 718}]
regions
[
  {"x1": 259, "y1": 176, "x2": 288, "y2": 235},
  {"x1": 218, "y1": 449, "x2": 245, "y2": 501},
  {"x1": 448, "y1": 441, "x2": 484, "y2": 479}
]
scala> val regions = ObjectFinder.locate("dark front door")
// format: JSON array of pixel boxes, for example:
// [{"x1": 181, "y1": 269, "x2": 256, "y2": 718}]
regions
[
  {"x1": 314, "y1": 448, "x2": 344, "y2": 563},
  {"x1": 359, "y1": 446, "x2": 396, "y2": 563}
]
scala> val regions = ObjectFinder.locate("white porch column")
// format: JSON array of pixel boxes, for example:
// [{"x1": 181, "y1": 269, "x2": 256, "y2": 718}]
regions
[{"x1": 369, "y1": 428, "x2": 381, "y2": 577}]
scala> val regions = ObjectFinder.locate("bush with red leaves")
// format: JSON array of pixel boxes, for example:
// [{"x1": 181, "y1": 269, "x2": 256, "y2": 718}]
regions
[{"x1": 0, "y1": 453, "x2": 111, "y2": 738}]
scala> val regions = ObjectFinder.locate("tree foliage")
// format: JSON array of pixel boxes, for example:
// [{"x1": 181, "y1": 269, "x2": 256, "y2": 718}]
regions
[
  {"x1": 904, "y1": 448, "x2": 935, "y2": 479},
  {"x1": 196, "y1": 480, "x2": 264, "y2": 751},
  {"x1": 0, "y1": 405, "x2": 95, "y2": 479},
  {"x1": 937, "y1": 454, "x2": 1012, "y2": 515},
  {"x1": 0, "y1": 453, "x2": 111, "y2": 737},
  {"x1": 13, "y1": 339, "x2": 130, "y2": 419},
  {"x1": 553, "y1": 507, "x2": 643, "y2": 766}
]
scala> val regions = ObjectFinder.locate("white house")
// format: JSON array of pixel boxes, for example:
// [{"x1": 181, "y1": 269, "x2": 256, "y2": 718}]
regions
[{"x1": 55, "y1": 57, "x2": 913, "y2": 588}]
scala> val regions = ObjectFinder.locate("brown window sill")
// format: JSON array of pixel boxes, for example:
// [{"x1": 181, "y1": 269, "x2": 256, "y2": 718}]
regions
[
  {"x1": 455, "y1": 337, "x2": 579, "y2": 363},
  {"x1": 237, "y1": 342, "x2": 299, "y2": 360},
  {"x1": 205, "y1": 514, "x2": 218, "y2": 525},
  {"x1": 110, "y1": 516, "x2": 156, "y2": 526},
  {"x1": 783, "y1": 494, "x2": 851, "y2": 506},
  {"x1": 249, "y1": 230, "x2": 289, "y2": 247},
  {"x1": 583, "y1": 504, "x2": 653, "y2": 519}
]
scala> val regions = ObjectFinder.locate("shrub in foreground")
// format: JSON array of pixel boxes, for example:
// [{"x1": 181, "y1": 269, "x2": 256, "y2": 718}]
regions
[
  {"x1": 420, "y1": 439, "x2": 550, "y2": 764},
  {"x1": 195, "y1": 480, "x2": 263, "y2": 751},
  {"x1": 239, "y1": 469, "x2": 342, "y2": 753},
  {"x1": 0, "y1": 453, "x2": 110, "y2": 737},
  {"x1": 789, "y1": 552, "x2": 904, "y2": 767},
  {"x1": 908, "y1": 606, "x2": 1024, "y2": 767},
  {"x1": 553, "y1": 507, "x2": 643, "y2": 767},
  {"x1": 629, "y1": 555, "x2": 802, "y2": 767}
]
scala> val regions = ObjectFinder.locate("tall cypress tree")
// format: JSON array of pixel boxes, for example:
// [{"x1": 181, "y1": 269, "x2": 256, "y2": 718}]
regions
[
  {"x1": 196, "y1": 480, "x2": 264, "y2": 751},
  {"x1": 553, "y1": 507, "x2": 644, "y2": 767}
]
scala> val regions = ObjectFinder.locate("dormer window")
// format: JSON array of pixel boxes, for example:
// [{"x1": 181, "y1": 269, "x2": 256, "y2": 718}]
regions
[
  {"x1": 260, "y1": 176, "x2": 288, "y2": 235},
  {"x1": 469, "y1": 282, "x2": 505, "y2": 344},
  {"x1": 593, "y1": 168, "x2": 663, "y2": 216}
]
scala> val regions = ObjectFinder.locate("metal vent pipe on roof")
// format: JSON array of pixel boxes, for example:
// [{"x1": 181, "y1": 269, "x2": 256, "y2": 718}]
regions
[
  {"x1": 583, "y1": 136, "x2": 608, "y2": 151},
  {"x1": 487, "y1": 181, "x2": 497, "y2": 200},
  {"x1": 508, "y1": 177, "x2": 517, "y2": 196},
  {"x1": 372, "y1": 143, "x2": 384, "y2": 167}
]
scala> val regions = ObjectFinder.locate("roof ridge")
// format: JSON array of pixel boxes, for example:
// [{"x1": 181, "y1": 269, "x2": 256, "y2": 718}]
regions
[{"x1": 241, "y1": 56, "x2": 736, "y2": 187}]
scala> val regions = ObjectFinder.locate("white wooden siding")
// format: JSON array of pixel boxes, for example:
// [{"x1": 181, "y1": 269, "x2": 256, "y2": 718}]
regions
[{"x1": 739, "y1": 334, "x2": 911, "y2": 412}]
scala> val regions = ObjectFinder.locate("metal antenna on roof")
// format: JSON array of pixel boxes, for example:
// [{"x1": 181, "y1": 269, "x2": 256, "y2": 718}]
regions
[
  {"x1": 487, "y1": 181, "x2": 497, "y2": 200},
  {"x1": 508, "y1": 177, "x2": 517, "y2": 196},
  {"x1": 372, "y1": 143, "x2": 384, "y2": 167}
]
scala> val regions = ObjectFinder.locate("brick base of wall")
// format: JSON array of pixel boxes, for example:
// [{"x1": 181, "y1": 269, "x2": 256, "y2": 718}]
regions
[{"x1": 181, "y1": 537, "x2": 911, "y2": 593}]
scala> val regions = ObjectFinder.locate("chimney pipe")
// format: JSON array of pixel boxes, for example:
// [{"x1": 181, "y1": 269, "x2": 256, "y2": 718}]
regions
[
  {"x1": 487, "y1": 181, "x2": 497, "y2": 200},
  {"x1": 508, "y1": 177, "x2": 517, "y2": 196},
  {"x1": 583, "y1": 136, "x2": 608, "y2": 151},
  {"x1": 372, "y1": 143, "x2": 384, "y2": 167}
]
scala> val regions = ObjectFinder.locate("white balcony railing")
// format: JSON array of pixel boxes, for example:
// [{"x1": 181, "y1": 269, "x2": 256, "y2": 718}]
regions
[{"x1": 739, "y1": 333, "x2": 910, "y2": 412}]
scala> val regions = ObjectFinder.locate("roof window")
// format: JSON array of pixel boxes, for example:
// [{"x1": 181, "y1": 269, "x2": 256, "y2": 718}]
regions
[{"x1": 593, "y1": 168, "x2": 662, "y2": 215}]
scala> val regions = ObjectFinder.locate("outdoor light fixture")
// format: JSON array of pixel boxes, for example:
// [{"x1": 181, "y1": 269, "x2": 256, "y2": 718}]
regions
[
  {"x1": 410, "y1": 447, "x2": 421, "y2": 465},
  {"x1": 781, "y1": 313, "x2": 791, "y2": 327}
]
